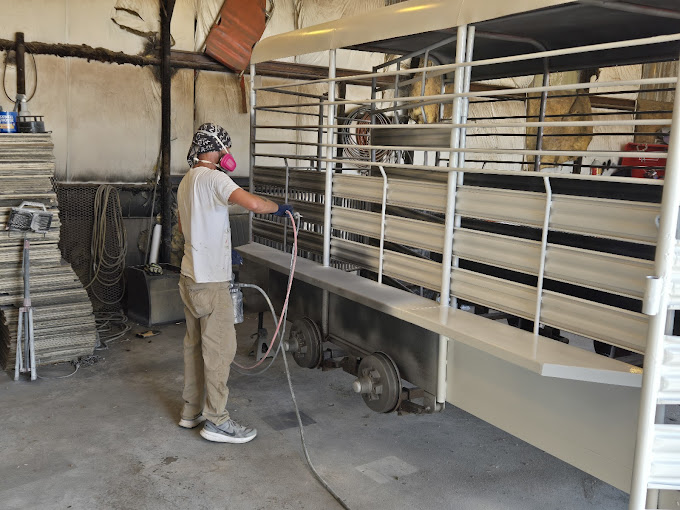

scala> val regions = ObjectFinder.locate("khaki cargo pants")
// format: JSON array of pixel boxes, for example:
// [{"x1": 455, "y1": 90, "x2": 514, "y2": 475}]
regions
[{"x1": 178, "y1": 274, "x2": 236, "y2": 426}]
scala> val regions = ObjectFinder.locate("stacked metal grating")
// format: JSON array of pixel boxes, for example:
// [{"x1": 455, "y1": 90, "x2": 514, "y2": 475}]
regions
[{"x1": 0, "y1": 133, "x2": 97, "y2": 367}]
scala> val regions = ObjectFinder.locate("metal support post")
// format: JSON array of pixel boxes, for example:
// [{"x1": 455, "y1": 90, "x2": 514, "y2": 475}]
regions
[
  {"x1": 160, "y1": 0, "x2": 176, "y2": 262},
  {"x1": 16, "y1": 32, "x2": 26, "y2": 98},
  {"x1": 321, "y1": 50, "x2": 337, "y2": 339},
  {"x1": 377, "y1": 166, "x2": 388, "y2": 284},
  {"x1": 451, "y1": 26, "x2": 475, "y2": 309},
  {"x1": 322, "y1": 49, "x2": 337, "y2": 267},
  {"x1": 533, "y1": 176, "x2": 552, "y2": 339},
  {"x1": 436, "y1": 25, "x2": 467, "y2": 404},
  {"x1": 249, "y1": 63, "x2": 257, "y2": 241},
  {"x1": 629, "y1": 59, "x2": 680, "y2": 510}
]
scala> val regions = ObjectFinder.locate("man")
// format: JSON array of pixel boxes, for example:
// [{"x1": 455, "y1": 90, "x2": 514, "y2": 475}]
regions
[{"x1": 177, "y1": 123, "x2": 292, "y2": 443}]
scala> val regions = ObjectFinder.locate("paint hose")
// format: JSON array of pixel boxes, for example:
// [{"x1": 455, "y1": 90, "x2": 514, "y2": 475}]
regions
[{"x1": 233, "y1": 211, "x2": 352, "y2": 510}]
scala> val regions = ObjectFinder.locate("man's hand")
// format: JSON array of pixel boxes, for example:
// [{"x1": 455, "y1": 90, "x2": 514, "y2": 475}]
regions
[{"x1": 273, "y1": 204, "x2": 294, "y2": 217}]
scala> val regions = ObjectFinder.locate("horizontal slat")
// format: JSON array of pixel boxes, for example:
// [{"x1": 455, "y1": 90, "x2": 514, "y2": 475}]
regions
[
  {"x1": 252, "y1": 219, "x2": 323, "y2": 253},
  {"x1": 253, "y1": 166, "x2": 325, "y2": 192},
  {"x1": 649, "y1": 424, "x2": 680, "y2": 489},
  {"x1": 544, "y1": 244, "x2": 652, "y2": 299},
  {"x1": 453, "y1": 228, "x2": 540, "y2": 274},
  {"x1": 456, "y1": 186, "x2": 546, "y2": 226},
  {"x1": 331, "y1": 207, "x2": 445, "y2": 252},
  {"x1": 659, "y1": 336, "x2": 680, "y2": 405},
  {"x1": 550, "y1": 195, "x2": 659, "y2": 244},
  {"x1": 333, "y1": 174, "x2": 446, "y2": 213},
  {"x1": 541, "y1": 291, "x2": 648, "y2": 353},
  {"x1": 451, "y1": 269, "x2": 537, "y2": 319},
  {"x1": 331, "y1": 238, "x2": 442, "y2": 290},
  {"x1": 453, "y1": 228, "x2": 652, "y2": 299}
]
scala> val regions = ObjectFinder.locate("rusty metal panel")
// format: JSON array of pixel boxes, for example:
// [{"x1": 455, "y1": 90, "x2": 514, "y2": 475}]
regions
[{"x1": 205, "y1": 0, "x2": 266, "y2": 72}]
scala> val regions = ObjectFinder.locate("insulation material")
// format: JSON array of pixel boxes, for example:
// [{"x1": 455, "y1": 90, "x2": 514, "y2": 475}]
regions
[
  {"x1": 408, "y1": 60, "x2": 443, "y2": 124},
  {"x1": 1, "y1": 0, "x2": 194, "y2": 182},
  {"x1": 0, "y1": 133, "x2": 97, "y2": 367},
  {"x1": 634, "y1": 98, "x2": 673, "y2": 144},
  {"x1": 112, "y1": 0, "x2": 162, "y2": 39},
  {"x1": 594, "y1": 64, "x2": 642, "y2": 100},
  {"x1": 525, "y1": 91, "x2": 594, "y2": 169},
  {"x1": 0, "y1": 53, "x2": 69, "y2": 176},
  {"x1": 65, "y1": 61, "x2": 194, "y2": 180},
  {"x1": 640, "y1": 61, "x2": 677, "y2": 103},
  {"x1": 195, "y1": 0, "x2": 228, "y2": 51},
  {"x1": 579, "y1": 110, "x2": 635, "y2": 173},
  {"x1": 634, "y1": 61, "x2": 676, "y2": 144},
  {"x1": 466, "y1": 100, "x2": 527, "y2": 170},
  {"x1": 194, "y1": 71, "x2": 253, "y2": 177}
]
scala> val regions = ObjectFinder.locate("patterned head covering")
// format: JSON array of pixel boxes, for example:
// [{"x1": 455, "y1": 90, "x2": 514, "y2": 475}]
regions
[{"x1": 186, "y1": 123, "x2": 232, "y2": 167}]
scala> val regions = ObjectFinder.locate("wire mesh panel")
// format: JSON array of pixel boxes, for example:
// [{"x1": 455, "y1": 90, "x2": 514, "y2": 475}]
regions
[{"x1": 55, "y1": 184, "x2": 127, "y2": 312}]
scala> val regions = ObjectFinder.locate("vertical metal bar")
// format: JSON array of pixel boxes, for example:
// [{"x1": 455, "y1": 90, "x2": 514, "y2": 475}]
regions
[
  {"x1": 159, "y1": 0, "x2": 175, "y2": 262},
  {"x1": 451, "y1": 26, "x2": 475, "y2": 309},
  {"x1": 435, "y1": 72, "x2": 446, "y2": 166},
  {"x1": 322, "y1": 49, "x2": 337, "y2": 267},
  {"x1": 394, "y1": 62, "x2": 403, "y2": 165},
  {"x1": 23, "y1": 240, "x2": 30, "y2": 372},
  {"x1": 377, "y1": 166, "x2": 388, "y2": 284},
  {"x1": 249, "y1": 63, "x2": 257, "y2": 242},
  {"x1": 437, "y1": 25, "x2": 467, "y2": 405},
  {"x1": 14, "y1": 308, "x2": 23, "y2": 381},
  {"x1": 28, "y1": 308, "x2": 36, "y2": 381},
  {"x1": 317, "y1": 100, "x2": 325, "y2": 172},
  {"x1": 419, "y1": 50, "x2": 430, "y2": 125},
  {"x1": 629, "y1": 59, "x2": 680, "y2": 510},
  {"x1": 321, "y1": 50, "x2": 337, "y2": 339},
  {"x1": 283, "y1": 157, "x2": 290, "y2": 251},
  {"x1": 334, "y1": 82, "x2": 346, "y2": 172},
  {"x1": 15, "y1": 32, "x2": 26, "y2": 98},
  {"x1": 533, "y1": 60, "x2": 550, "y2": 172},
  {"x1": 533, "y1": 176, "x2": 552, "y2": 337}
]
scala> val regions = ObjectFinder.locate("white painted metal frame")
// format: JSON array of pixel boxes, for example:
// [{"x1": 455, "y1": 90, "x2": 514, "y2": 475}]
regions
[{"x1": 247, "y1": 9, "x2": 680, "y2": 508}]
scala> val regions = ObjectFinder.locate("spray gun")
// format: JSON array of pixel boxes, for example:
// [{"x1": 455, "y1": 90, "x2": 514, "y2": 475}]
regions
[{"x1": 230, "y1": 212, "x2": 302, "y2": 327}]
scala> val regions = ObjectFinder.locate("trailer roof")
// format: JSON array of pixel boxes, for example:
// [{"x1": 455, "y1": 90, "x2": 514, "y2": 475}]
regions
[{"x1": 251, "y1": 0, "x2": 680, "y2": 80}]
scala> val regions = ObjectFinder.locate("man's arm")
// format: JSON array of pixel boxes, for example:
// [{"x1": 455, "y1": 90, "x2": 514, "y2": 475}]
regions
[{"x1": 229, "y1": 188, "x2": 279, "y2": 214}]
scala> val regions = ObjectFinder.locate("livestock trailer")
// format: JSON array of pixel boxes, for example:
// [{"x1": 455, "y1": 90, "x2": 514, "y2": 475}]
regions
[{"x1": 237, "y1": 1, "x2": 680, "y2": 507}]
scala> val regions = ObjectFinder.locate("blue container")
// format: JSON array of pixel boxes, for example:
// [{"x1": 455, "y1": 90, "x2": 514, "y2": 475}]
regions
[{"x1": 0, "y1": 111, "x2": 17, "y2": 133}]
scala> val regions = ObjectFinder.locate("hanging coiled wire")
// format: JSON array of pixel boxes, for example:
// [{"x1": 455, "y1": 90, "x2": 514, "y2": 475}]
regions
[
  {"x1": 84, "y1": 185, "x2": 127, "y2": 306},
  {"x1": 340, "y1": 106, "x2": 393, "y2": 166}
]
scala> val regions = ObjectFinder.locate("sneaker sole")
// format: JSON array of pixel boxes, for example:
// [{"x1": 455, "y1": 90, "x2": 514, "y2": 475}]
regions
[
  {"x1": 200, "y1": 428, "x2": 257, "y2": 444},
  {"x1": 178, "y1": 416, "x2": 206, "y2": 429}
]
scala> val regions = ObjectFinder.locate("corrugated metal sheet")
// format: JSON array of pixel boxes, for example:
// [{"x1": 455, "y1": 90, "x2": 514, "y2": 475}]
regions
[{"x1": 205, "y1": 0, "x2": 267, "y2": 72}]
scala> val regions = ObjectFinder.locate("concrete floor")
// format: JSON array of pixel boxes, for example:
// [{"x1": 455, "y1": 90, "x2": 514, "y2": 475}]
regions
[{"x1": 1, "y1": 314, "x2": 636, "y2": 510}]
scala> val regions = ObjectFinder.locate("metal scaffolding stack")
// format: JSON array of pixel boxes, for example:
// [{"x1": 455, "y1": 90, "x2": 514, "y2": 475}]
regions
[{"x1": 0, "y1": 133, "x2": 97, "y2": 368}]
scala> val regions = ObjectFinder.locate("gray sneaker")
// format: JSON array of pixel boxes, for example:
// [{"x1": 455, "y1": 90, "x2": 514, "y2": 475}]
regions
[
  {"x1": 200, "y1": 419, "x2": 258, "y2": 444},
  {"x1": 178, "y1": 414, "x2": 206, "y2": 429}
]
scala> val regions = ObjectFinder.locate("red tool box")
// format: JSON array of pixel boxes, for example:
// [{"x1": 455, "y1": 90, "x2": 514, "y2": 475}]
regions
[{"x1": 620, "y1": 142, "x2": 668, "y2": 179}]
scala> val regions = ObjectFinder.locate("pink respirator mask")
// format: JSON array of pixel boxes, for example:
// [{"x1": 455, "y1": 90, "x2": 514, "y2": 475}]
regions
[
  {"x1": 197, "y1": 130, "x2": 237, "y2": 173},
  {"x1": 218, "y1": 152, "x2": 237, "y2": 172}
]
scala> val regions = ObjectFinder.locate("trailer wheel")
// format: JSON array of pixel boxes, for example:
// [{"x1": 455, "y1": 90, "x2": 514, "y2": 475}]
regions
[
  {"x1": 286, "y1": 317, "x2": 323, "y2": 369},
  {"x1": 352, "y1": 352, "x2": 401, "y2": 413}
]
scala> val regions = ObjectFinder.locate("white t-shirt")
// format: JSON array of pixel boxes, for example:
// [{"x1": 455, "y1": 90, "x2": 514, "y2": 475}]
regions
[{"x1": 177, "y1": 166, "x2": 241, "y2": 283}]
